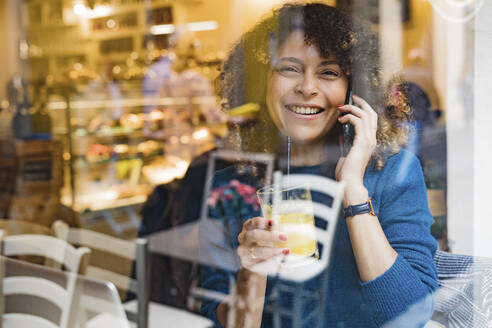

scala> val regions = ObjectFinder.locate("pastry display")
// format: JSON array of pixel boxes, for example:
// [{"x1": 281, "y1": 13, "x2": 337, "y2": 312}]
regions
[
  {"x1": 147, "y1": 109, "x2": 165, "y2": 131},
  {"x1": 142, "y1": 155, "x2": 189, "y2": 185},
  {"x1": 86, "y1": 144, "x2": 111, "y2": 163},
  {"x1": 120, "y1": 113, "x2": 145, "y2": 129},
  {"x1": 113, "y1": 144, "x2": 130, "y2": 156},
  {"x1": 137, "y1": 140, "x2": 161, "y2": 156},
  {"x1": 88, "y1": 115, "x2": 115, "y2": 134}
]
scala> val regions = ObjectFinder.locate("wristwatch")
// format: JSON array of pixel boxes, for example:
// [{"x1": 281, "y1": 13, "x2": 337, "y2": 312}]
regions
[{"x1": 343, "y1": 198, "x2": 376, "y2": 219}]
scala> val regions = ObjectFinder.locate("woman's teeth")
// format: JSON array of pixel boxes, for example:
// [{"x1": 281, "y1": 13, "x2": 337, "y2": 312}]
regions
[{"x1": 288, "y1": 105, "x2": 324, "y2": 115}]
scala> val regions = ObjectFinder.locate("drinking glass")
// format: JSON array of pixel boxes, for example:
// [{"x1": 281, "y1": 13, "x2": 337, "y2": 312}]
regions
[{"x1": 256, "y1": 183, "x2": 318, "y2": 266}]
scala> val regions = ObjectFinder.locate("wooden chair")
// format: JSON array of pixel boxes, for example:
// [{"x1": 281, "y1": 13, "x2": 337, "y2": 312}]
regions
[
  {"x1": 0, "y1": 229, "x2": 91, "y2": 328},
  {"x1": 52, "y1": 221, "x2": 212, "y2": 328}
]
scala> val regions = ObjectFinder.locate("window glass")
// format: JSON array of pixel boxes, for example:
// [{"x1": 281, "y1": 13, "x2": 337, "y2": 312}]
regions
[{"x1": 0, "y1": 0, "x2": 490, "y2": 327}]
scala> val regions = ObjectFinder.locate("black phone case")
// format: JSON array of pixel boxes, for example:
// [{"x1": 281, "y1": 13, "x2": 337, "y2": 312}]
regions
[{"x1": 342, "y1": 83, "x2": 355, "y2": 157}]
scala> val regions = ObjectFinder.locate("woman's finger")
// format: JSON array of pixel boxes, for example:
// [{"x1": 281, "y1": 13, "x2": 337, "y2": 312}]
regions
[
  {"x1": 241, "y1": 229, "x2": 287, "y2": 245},
  {"x1": 353, "y1": 94, "x2": 378, "y2": 123},
  {"x1": 352, "y1": 94, "x2": 375, "y2": 114},
  {"x1": 243, "y1": 217, "x2": 273, "y2": 231},
  {"x1": 338, "y1": 113, "x2": 361, "y2": 127},
  {"x1": 237, "y1": 245, "x2": 289, "y2": 269},
  {"x1": 337, "y1": 104, "x2": 366, "y2": 119},
  {"x1": 247, "y1": 246, "x2": 288, "y2": 261}
]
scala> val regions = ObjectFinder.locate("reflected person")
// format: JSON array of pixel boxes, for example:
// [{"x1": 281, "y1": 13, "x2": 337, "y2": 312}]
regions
[{"x1": 201, "y1": 3, "x2": 438, "y2": 327}]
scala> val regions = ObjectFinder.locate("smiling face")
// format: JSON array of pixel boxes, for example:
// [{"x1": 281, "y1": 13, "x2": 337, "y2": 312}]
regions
[{"x1": 266, "y1": 31, "x2": 348, "y2": 144}]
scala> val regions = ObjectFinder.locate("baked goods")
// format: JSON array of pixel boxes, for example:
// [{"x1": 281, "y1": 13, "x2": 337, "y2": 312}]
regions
[
  {"x1": 88, "y1": 115, "x2": 115, "y2": 134},
  {"x1": 113, "y1": 144, "x2": 129, "y2": 155},
  {"x1": 147, "y1": 109, "x2": 165, "y2": 131},
  {"x1": 137, "y1": 140, "x2": 161, "y2": 156},
  {"x1": 86, "y1": 144, "x2": 111, "y2": 163},
  {"x1": 120, "y1": 113, "x2": 144, "y2": 129}
]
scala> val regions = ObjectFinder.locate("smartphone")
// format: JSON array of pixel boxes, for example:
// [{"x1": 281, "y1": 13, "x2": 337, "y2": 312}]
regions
[{"x1": 341, "y1": 80, "x2": 355, "y2": 157}]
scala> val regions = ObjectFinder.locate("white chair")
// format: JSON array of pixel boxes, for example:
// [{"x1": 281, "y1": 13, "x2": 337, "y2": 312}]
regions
[
  {"x1": 263, "y1": 171, "x2": 345, "y2": 328},
  {"x1": 0, "y1": 230, "x2": 91, "y2": 328},
  {"x1": 0, "y1": 219, "x2": 64, "y2": 270},
  {"x1": 273, "y1": 171, "x2": 344, "y2": 281},
  {"x1": 1, "y1": 271, "x2": 78, "y2": 328},
  {"x1": 53, "y1": 221, "x2": 213, "y2": 328}
]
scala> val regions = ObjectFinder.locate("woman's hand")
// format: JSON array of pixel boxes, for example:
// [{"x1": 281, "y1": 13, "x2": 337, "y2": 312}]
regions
[
  {"x1": 336, "y1": 94, "x2": 376, "y2": 205},
  {"x1": 237, "y1": 217, "x2": 289, "y2": 271},
  {"x1": 335, "y1": 94, "x2": 377, "y2": 186}
]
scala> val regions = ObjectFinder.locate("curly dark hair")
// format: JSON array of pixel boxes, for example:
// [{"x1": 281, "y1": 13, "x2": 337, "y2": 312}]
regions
[{"x1": 220, "y1": 2, "x2": 410, "y2": 169}]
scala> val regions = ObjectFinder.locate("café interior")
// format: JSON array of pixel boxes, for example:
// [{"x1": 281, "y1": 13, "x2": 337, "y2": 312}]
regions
[{"x1": 0, "y1": 0, "x2": 491, "y2": 327}]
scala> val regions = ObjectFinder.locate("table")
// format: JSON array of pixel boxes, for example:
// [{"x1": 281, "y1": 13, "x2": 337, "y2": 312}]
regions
[{"x1": 147, "y1": 219, "x2": 241, "y2": 272}]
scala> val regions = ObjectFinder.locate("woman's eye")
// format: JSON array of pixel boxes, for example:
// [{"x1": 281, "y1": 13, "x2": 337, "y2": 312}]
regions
[
  {"x1": 320, "y1": 70, "x2": 339, "y2": 78},
  {"x1": 278, "y1": 66, "x2": 299, "y2": 73}
]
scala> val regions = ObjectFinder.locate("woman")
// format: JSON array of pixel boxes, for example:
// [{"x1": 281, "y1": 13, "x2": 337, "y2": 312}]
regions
[{"x1": 200, "y1": 3, "x2": 438, "y2": 327}]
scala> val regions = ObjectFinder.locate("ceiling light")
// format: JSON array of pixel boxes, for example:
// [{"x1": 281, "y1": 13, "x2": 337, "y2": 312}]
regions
[
  {"x1": 150, "y1": 24, "x2": 176, "y2": 35},
  {"x1": 186, "y1": 21, "x2": 218, "y2": 32},
  {"x1": 73, "y1": 3, "x2": 87, "y2": 16}
]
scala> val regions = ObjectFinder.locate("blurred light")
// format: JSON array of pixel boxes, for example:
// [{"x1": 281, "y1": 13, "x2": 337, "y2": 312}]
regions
[
  {"x1": 47, "y1": 101, "x2": 68, "y2": 110},
  {"x1": 89, "y1": 5, "x2": 111, "y2": 18},
  {"x1": 187, "y1": 21, "x2": 218, "y2": 32},
  {"x1": 63, "y1": 152, "x2": 71, "y2": 161},
  {"x1": 1, "y1": 100, "x2": 9, "y2": 110},
  {"x1": 19, "y1": 40, "x2": 29, "y2": 59},
  {"x1": 180, "y1": 135, "x2": 191, "y2": 144},
  {"x1": 192, "y1": 128, "x2": 210, "y2": 140},
  {"x1": 74, "y1": 4, "x2": 111, "y2": 19},
  {"x1": 106, "y1": 19, "x2": 116, "y2": 29},
  {"x1": 73, "y1": 3, "x2": 87, "y2": 16},
  {"x1": 151, "y1": 20, "x2": 219, "y2": 35},
  {"x1": 74, "y1": 63, "x2": 83, "y2": 70},
  {"x1": 112, "y1": 65, "x2": 121, "y2": 74},
  {"x1": 150, "y1": 24, "x2": 175, "y2": 35}
]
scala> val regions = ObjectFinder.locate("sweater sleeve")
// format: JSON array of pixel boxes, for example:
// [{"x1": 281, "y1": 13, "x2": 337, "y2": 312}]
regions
[
  {"x1": 200, "y1": 265, "x2": 229, "y2": 328},
  {"x1": 360, "y1": 151, "x2": 439, "y2": 326}
]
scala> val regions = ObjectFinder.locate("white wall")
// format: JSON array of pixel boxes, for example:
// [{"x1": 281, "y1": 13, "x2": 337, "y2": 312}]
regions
[
  {"x1": 433, "y1": 0, "x2": 492, "y2": 257},
  {"x1": 443, "y1": 3, "x2": 474, "y2": 255},
  {"x1": 473, "y1": 0, "x2": 492, "y2": 258}
]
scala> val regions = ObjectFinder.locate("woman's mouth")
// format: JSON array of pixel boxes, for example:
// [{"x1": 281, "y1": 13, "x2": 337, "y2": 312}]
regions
[{"x1": 285, "y1": 104, "x2": 325, "y2": 115}]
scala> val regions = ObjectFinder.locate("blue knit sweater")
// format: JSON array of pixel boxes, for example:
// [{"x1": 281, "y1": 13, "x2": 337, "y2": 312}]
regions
[{"x1": 200, "y1": 149, "x2": 438, "y2": 327}]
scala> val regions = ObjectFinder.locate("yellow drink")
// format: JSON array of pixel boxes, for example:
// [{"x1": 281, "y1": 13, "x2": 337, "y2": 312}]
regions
[
  {"x1": 274, "y1": 212, "x2": 317, "y2": 256},
  {"x1": 257, "y1": 183, "x2": 319, "y2": 265}
]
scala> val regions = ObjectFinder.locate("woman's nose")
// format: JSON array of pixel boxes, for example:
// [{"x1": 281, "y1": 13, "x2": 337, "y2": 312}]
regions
[{"x1": 295, "y1": 73, "x2": 319, "y2": 97}]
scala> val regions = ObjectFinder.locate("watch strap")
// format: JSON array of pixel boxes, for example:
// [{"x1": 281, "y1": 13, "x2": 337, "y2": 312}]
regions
[{"x1": 343, "y1": 199, "x2": 375, "y2": 219}]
